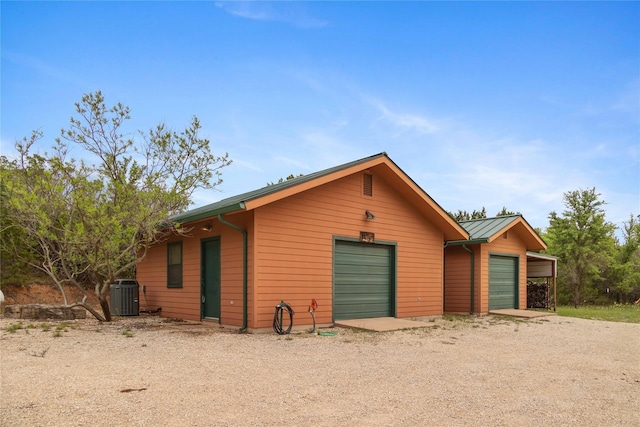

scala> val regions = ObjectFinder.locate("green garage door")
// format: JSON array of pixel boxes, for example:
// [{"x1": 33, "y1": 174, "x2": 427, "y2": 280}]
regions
[
  {"x1": 489, "y1": 255, "x2": 518, "y2": 310},
  {"x1": 334, "y1": 241, "x2": 394, "y2": 320}
]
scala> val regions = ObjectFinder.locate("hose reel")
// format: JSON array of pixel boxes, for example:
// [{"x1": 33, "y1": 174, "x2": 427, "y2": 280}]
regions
[
  {"x1": 272, "y1": 299, "x2": 319, "y2": 335},
  {"x1": 273, "y1": 301, "x2": 294, "y2": 335}
]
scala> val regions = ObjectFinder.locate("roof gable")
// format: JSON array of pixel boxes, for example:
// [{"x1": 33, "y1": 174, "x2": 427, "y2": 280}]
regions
[
  {"x1": 172, "y1": 152, "x2": 468, "y2": 241},
  {"x1": 458, "y1": 215, "x2": 546, "y2": 251}
]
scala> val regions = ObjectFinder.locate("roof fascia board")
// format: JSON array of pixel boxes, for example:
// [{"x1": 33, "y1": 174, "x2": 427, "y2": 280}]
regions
[
  {"x1": 526, "y1": 251, "x2": 557, "y2": 260},
  {"x1": 379, "y1": 158, "x2": 468, "y2": 240},
  {"x1": 243, "y1": 156, "x2": 386, "y2": 211},
  {"x1": 484, "y1": 216, "x2": 521, "y2": 243},
  {"x1": 486, "y1": 216, "x2": 546, "y2": 250},
  {"x1": 243, "y1": 154, "x2": 467, "y2": 241}
]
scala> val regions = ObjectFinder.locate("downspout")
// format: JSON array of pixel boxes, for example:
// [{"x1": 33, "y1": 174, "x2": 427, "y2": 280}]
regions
[
  {"x1": 461, "y1": 244, "x2": 475, "y2": 315},
  {"x1": 443, "y1": 242, "x2": 449, "y2": 312},
  {"x1": 218, "y1": 214, "x2": 247, "y2": 332}
]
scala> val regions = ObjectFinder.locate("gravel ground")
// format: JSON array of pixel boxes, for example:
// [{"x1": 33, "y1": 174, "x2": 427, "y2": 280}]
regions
[{"x1": 1, "y1": 314, "x2": 638, "y2": 427}]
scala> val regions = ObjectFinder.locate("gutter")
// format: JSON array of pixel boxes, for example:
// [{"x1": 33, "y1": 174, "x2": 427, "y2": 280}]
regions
[
  {"x1": 217, "y1": 214, "x2": 247, "y2": 332},
  {"x1": 171, "y1": 202, "x2": 246, "y2": 225}
]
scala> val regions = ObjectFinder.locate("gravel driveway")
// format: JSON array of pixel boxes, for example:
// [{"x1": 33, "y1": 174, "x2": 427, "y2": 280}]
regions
[{"x1": 1, "y1": 314, "x2": 638, "y2": 426}]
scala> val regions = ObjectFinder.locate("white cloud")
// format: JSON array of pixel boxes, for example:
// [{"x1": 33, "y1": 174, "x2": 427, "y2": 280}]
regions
[
  {"x1": 233, "y1": 158, "x2": 263, "y2": 172},
  {"x1": 368, "y1": 98, "x2": 440, "y2": 136},
  {"x1": 215, "y1": 1, "x2": 327, "y2": 29}
]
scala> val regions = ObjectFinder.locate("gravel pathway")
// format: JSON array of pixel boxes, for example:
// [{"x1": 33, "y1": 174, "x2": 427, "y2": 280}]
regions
[{"x1": 1, "y1": 315, "x2": 638, "y2": 426}]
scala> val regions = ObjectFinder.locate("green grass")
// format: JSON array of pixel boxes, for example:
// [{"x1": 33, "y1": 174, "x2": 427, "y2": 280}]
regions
[{"x1": 557, "y1": 304, "x2": 640, "y2": 323}]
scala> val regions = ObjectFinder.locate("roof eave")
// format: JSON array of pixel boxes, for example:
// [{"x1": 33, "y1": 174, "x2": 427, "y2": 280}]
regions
[
  {"x1": 445, "y1": 238, "x2": 489, "y2": 245},
  {"x1": 170, "y1": 202, "x2": 246, "y2": 225}
]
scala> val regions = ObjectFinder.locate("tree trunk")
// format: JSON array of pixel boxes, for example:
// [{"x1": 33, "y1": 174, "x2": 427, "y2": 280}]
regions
[{"x1": 99, "y1": 295, "x2": 112, "y2": 322}]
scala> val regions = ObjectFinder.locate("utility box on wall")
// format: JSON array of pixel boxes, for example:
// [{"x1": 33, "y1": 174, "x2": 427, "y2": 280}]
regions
[{"x1": 110, "y1": 279, "x2": 139, "y2": 316}]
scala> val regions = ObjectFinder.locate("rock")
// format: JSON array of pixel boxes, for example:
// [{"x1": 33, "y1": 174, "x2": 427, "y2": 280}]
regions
[{"x1": 3, "y1": 304, "x2": 87, "y2": 320}]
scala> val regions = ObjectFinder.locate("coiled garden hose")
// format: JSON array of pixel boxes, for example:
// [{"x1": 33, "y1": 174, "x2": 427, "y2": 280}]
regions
[{"x1": 273, "y1": 301, "x2": 294, "y2": 335}]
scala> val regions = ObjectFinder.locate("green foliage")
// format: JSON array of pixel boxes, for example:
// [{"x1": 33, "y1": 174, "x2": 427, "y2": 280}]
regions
[
  {"x1": 448, "y1": 207, "x2": 520, "y2": 222},
  {"x1": 267, "y1": 173, "x2": 304, "y2": 186},
  {"x1": 449, "y1": 207, "x2": 487, "y2": 221},
  {"x1": 495, "y1": 206, "x2": 520, "y2": 217},
  {"x1": 0, "y1": 91, "x2": 232, "y2": 321},
  {"x1": 543, "y1": 188, "x2": 617, "y2": 307},
  {"x1": 557, "y1": 304, "x2": 640, "y2": 323},
  {"x1": 6, "y1": 322, "x2": 23, "y2": 333},
  {"x1": 607, "y1": 214, "x2": 640, "y2": 302}
]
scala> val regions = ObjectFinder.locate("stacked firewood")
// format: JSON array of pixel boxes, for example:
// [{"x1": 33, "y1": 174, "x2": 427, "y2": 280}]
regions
[{"x1": 527, "y1": 281, "x2": 550, "y2": 309}]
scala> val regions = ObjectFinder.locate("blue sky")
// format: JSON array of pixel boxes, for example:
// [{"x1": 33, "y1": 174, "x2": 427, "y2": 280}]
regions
[{"x1": 2, "y1": 1, "x2": 639, "y2": 235}]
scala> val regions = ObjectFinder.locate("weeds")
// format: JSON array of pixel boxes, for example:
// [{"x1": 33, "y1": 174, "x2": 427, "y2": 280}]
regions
[
  {"x1": 122, "y1": 328, "x2": 134, "y2": 338},
  {"x1": 6, "y1": 322, "x2": 23, "y2": 333}
]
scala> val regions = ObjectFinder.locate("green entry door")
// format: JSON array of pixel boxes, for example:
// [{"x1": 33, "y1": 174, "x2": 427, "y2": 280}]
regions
[
  {"x1": 201, "y1": 238, "x2": 221, "y2": 319},
  {"x1": 334, "y1": 241, "x2": 394, "y2": 320},
  {"x1": 488, "y1": 255, "x2": 518, "y2": 310}
]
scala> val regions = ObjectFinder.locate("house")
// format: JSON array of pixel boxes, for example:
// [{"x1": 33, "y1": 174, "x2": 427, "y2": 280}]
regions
[
  {"x1": 443, "y1": 215, "x2": 548, "y2": 314},
  {"x1": 135, "y1": 153, "x2": 469, "y2": 331}
]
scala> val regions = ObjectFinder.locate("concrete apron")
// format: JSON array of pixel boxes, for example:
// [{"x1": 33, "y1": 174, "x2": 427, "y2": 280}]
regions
[
  {"x1": 488, "y1": 309, "x2": 557, "y2": 319},
  {"x1": 336, "y1": 310, "x2": 557, "y2": 332},
  {"x1": 335, "y1": 317, "x2": 429, "y2": 332}
]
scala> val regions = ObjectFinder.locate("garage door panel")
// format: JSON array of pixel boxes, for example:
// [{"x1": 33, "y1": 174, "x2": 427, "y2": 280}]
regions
[
  {"x1": 336, "y1": 273, "x2": 390, "y2": 284},
  {"x1": 335, "y1": 284, "x2": 389, "y2": 295},
  {"x1": 334, "y1": 241, "x2": 393, "y2": 320},
  {"x1": 489, "y1": 255, "x2": 518, "y2": 310}
]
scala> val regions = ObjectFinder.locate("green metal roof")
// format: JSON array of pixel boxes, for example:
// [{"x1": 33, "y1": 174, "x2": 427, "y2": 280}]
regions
[
  {"x1": 171, "y1": 152, "x2": 389, "y2": 224},
  {"x1": 458, "y1": 215, "x2": 522, "y2": 241}
]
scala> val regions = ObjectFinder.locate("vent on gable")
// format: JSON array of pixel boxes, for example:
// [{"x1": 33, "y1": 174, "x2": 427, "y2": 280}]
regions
[{"x1": 363, "y1": 173, "x2": 373, "y2": 196}]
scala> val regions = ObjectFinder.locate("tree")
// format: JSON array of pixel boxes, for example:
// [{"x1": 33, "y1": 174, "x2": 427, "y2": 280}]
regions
[
  {"x1": 0, "y1": 91, "x2": 231, "y2": 321},
  {"x1": 267, "y1": 173, "x2": 303, "y2": 186},
  {"x1": 544, "y1": 188, "x2": 616, "y2": 307},
  {"x1": 448, "y1": 206, "x2": 519, "y2": 222},
  {"x1": 449, "y1": 207, "x2": 487, "y2": 221},
  {"x1": 495, "y1": 206, "x2": 519, "y2": 217},
  {"x1": 607, "y1": 214, "x2": 640, "y2": 303}
]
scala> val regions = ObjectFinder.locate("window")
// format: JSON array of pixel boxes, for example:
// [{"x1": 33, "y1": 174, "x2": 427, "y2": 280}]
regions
[
  {"x1": 363, "y1": 173, "x2": 373, "y2": 196},
  {"x1": 167, "y1": 242, "x2": 183, "y2": 288}
]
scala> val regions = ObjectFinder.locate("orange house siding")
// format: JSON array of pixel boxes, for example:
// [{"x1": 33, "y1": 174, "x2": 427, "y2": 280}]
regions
[
  {"x1": 253, "y1": 171, "x2": 445, "y2": 329},
  {"x1": 444, "y1": 245, "x2": 472, "y2": 313},
  {"x1": 136, "y1": 213, "x2": 253, "y2": 324},
  {"x1": 137, "y1": 167, "x2": 451, "y2": 329},
  {"x1": 478, "y1": 232, "x2": 527, "y2": 312},
  {"x1": 444, "y1": 230, "x2": 528, "y2": 314}
]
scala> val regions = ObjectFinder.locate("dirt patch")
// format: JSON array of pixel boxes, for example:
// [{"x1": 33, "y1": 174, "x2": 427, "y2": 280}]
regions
[{"x1": 2, "y1": 283, "x2": 100, "y2": 308}]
